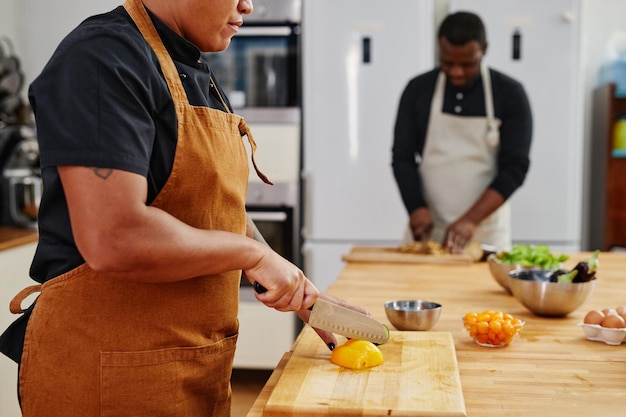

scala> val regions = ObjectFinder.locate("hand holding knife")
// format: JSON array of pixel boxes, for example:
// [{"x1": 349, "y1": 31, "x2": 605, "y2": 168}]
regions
[{"x1": 253, "y1": 282, "x2": 389, "y2": 346}]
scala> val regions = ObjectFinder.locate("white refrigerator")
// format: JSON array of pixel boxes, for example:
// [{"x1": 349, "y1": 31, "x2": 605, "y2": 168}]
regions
[
  {"x1": 449, "y1": 0, "x2": 626, "y2": 253},
  {"x1": 301, "y1": 0, "x2": 435, "y2": 292}
]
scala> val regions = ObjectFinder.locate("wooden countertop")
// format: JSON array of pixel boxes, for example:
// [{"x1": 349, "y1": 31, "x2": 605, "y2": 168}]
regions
[
  {"x1": 247, "y1": 250, "x2": 626, "y2": 417},
  {"x1": 0, "y1": 227, "x2": 38, "y2": 251}
]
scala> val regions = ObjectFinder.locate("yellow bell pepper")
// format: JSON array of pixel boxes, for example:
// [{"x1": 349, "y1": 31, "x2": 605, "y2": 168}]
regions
[{"x1": 330, "y1": 339, "x2": 384, "y2": 370}]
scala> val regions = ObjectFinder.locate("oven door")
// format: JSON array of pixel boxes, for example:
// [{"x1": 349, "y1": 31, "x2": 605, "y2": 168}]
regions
[
  {"x1": 242, "y1": 206, "x2": 295, "y2": 287},
  {"x1": 236, "y1": 204, "x2": 299, "y2": 369},
  {"x1": 204, "y1": 23, "x2": 300, "y2": 112}
]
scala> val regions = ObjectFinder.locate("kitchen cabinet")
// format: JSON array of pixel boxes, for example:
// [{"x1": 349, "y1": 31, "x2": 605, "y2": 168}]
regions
[{"x1": 589, "y1": 83, "x2": 626, "y2": 250}]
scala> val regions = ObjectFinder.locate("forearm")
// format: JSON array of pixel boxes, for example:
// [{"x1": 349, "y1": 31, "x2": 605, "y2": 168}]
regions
[
  {"x1": 87, "y1": 205, "x2": 268, "y2": 283},
  {"x1": 457, "y1": 188, "x2": 505, "y2": 225},
  {"x1": 392, "y1": 159, "x2": 428, "y2": 213},
  {"x1": 60, "y1": 166, "x2": 269, "y2": 283}
]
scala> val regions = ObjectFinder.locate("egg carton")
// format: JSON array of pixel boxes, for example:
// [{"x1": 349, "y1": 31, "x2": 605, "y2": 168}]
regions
[{"x1": 578, "y1": 323, "x2": 626, "y2": 345}]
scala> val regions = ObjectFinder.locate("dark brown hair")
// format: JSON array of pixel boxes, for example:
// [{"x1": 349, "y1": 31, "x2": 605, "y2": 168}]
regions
[{"x1": 438, "y1": 11, "x2": 487, "y2": 50}]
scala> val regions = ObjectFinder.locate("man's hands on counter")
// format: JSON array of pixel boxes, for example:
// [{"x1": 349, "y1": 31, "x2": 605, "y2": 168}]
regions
[
  {"x1": 409, "y1": 207, "x2": 433, "y2": 242},
  {"x1": 442, "y1": 218, "x2": 478, "y2": 254}
]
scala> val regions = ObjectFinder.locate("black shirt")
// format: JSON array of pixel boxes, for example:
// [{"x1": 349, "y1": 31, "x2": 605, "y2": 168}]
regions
[
  {"x1": 0, "y1": 6, "x2": 232, "y2": 363},
  {"x1": 391, "y1": 67, "x2": 533, "y2": 214},
  {"x1": 29, "y1": 6, "x2": 231, "y2": 283}
]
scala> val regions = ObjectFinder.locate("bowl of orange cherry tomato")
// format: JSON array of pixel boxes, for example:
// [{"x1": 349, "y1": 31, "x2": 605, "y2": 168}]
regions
[{"x1": 463, "y1": 310, "x2": 525, "y2": 347}]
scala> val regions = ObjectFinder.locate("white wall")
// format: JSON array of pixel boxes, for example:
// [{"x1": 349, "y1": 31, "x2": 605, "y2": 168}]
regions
[
  {"x1": 17, "y1": 0, "x2": 121, "y2": 88},
  {"x1": 0, "y1": 0, "x2": 19, "y2": 57}
]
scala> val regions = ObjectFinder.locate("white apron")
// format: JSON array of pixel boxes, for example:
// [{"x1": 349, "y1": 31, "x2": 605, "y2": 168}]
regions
[{"x1": 418, "y1": 64, "x2": 511, "y2": 251}]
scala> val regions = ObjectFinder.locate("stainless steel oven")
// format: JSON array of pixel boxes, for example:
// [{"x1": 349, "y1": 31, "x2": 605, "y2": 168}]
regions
[
  {"x1": 242, "y1": 181, "x2": 300, "y2": 286},
  {"x1": 205, "y1": 0, "x2": 301, "y2": 123},
  {"x1": 219, "y1": 0, "x2": 303, "y2": 370},
  {"x1": 236, "y1": 181, "x2": 300, "y2": 370}
]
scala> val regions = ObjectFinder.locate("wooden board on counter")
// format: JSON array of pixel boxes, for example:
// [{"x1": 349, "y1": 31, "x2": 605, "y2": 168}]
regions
[
  {"x1": 342, "y1": 245, "x2": 475, "y2": 265},
  {"x1": 263, "y1": 327, "x2": 466, "y2": 417},
  {"x1": 0, "y1": 227, "x2": 38, "y2": 251}
]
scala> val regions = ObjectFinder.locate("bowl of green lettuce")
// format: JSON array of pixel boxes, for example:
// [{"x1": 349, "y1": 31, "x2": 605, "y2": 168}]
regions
[{"x1": 488, "y1": 244, "x2": 569, "y2": 293}]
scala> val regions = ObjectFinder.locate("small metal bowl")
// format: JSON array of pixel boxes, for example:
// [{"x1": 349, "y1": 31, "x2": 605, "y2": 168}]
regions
[
  {"x1": 384, "y1": 300, "x2": 442, "y2": 331},
  {"x1": 508, "y1": 269, "x2": 596, "y2": 317}
]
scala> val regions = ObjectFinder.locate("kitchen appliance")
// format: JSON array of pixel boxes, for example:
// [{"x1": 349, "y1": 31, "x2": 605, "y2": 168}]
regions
[
  {"x1": 230, "y1": 0, "x2": 303, "y2": 370},
  {"x1": 0, "y1": 38, "x2": 40, "y2": 229},
  {"x1": 235, "y1": 167, "x2": 301, "y2": 371},
  {"x1": 449, "y1": 0, "x2": 626, "y2": 252},
  {"x1": 301, "y1": 0, "x2": 435, "y2": 292},
  {"x1": 205, "y1": 0, "x2": 301, "y2": 124},
  {"x1": 0, "y1": 125, "x2": 40, "y2": 229},
  {"x1": 262, "y1": 328, "x2": 466, "y2": 417}
]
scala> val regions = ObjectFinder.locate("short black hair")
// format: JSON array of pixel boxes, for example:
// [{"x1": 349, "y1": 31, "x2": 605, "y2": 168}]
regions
[{"x1": 438, "y1": 11, "x2": 487, "y2": 50}]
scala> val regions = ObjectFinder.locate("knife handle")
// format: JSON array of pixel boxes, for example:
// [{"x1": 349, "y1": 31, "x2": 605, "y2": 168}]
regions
[
  {"x1": 253, "y1": 281, "x2": 314, "y2": 311},
  {"x1": 253, "y1": 281, "x2": 267, "y2": 293}
]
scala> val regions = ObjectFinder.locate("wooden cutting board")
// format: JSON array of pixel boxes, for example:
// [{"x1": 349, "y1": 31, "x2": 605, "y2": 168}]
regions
[
  {"x1": 341, "y1": 246, "x2": 476, "y2": 265},
  {"x1": 262, "y1": 328, "x2": 466, "y2": 417}
]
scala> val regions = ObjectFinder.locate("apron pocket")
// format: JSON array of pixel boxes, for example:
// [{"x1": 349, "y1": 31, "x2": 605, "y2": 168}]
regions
[{"x1": 101, "y1": 336, "x2": 237, "y2": 417}]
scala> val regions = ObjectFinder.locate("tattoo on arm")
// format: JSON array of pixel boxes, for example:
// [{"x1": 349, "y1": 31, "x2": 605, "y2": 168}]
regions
[{"x1": 90, "y1": 168, "x2": 113, "y2": 179}]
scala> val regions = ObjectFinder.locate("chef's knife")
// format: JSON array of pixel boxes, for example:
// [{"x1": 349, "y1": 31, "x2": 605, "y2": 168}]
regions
[{"x1": 253, "y1": 282, "x2": 390, "y2": 345}]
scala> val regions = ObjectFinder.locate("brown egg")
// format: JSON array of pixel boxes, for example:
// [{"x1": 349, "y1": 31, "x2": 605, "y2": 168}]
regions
[
  {"x1": 583, "y1": 310, "x2": 605, "y2": 325},
  {"x1": 615, "y1": 305, "x2": 626, "y2": 316},
  {"x1": 601, "y1": 314, "x2": 626, "y2": 328}
]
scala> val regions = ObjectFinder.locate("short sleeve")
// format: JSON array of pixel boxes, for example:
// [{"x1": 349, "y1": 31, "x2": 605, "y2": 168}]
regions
[{"x1": 29, "y1": 18, "x2": 171, "y2": 176}]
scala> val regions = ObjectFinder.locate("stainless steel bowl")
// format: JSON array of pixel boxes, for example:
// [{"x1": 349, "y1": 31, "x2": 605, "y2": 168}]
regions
[
  {"x1": 487, "y1": 254, "x2": 517, "y2": 293},
  {"x1": 508, "y1": 270, "x2": 596, "y2": 317},
  {"x1": 384, "y1": 300, "x2": 442, "y2": 331}
]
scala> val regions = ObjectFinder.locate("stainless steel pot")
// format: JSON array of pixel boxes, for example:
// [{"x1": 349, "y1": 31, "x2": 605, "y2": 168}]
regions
[
  {"x1": 8, "y1": 175, "x2": 41, "y2": 226},
  {"x1": 0, "y1": 125, "x2": 40, "y2": 227}
]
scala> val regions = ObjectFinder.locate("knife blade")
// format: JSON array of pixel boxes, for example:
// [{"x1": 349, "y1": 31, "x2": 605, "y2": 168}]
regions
[
  {"x1": 308, "y1": 298, "x2": 390, "y2": 345},
  {"x1": 253, "y1": 282, "x2": 389, "y2": 345}
]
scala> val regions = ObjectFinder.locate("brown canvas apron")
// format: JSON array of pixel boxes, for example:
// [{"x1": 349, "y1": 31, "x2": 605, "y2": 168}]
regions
[
  {"x1": 9, "y1": 0, "x2": 270, "y2": 415},
  {"x1": 417, "y1": 64, "x2": 511, "y2": 251}
]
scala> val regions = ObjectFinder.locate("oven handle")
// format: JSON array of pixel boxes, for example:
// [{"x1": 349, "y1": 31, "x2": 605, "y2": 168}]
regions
[
  {"x1": 247, "y1": 211, "x2": 288, "y2": 222},
  {"x1": 236, "y1": 26, "x2": 293, "y2": 37}
]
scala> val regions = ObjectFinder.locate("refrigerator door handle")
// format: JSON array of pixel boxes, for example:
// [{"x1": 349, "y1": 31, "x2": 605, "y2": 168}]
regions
[
  {"x1": 301, "y1": 170, "x2": 311, "y2": 239},
  {"x1": 512, "y1": 29, "x2": 521, "y2": 61},
  {"x1": 362, "y1": 37, "x2": 371, "y2": 63}
]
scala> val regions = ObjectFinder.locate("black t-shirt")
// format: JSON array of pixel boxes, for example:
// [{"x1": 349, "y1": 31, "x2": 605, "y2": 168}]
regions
[
  {"x1": 29, "y1": 6, "x2": 230, "y2": 283},
  {"x1": 391, "y1": 67, "x2": 533, "y2": 214},
  {"x1": 1, "y1": 5, "x2": 235, "y2": 363}
]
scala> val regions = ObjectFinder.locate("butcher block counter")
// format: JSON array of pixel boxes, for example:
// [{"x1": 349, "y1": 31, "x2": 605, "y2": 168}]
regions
[
  {"x1": 247, "y1": 250, "x2": 626, "y2": 417},
  {"x1": 0, "y1": 227, "x2": 37, "y2": 251}
]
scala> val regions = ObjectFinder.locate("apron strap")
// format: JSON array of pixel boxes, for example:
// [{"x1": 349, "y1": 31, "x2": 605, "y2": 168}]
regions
[
  {"x1": 9, "y1": 284, "x2": 41, "y2": 314},
  {"x1": 239, "y1": 119, "x2": 274, "y2": 185},
  {"x1": 482, "y1": 63, "x2": 495, "y2": 120},
  {"x1": 481, "y1": 63, "x2": 501, "y2": 146},
  {"x1": 123, "y1": 0, "x2": 189, "y2": 104},
  {"x1": 125, "y1": 0, "x2": 273, "y2": 186}
]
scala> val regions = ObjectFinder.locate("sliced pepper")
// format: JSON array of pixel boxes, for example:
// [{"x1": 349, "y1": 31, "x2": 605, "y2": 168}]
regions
[{"x1": 330, "y1": 339, "x2": 384, "y2": 370}]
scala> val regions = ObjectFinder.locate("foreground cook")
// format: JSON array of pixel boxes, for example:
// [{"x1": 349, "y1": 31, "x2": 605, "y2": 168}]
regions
[
  {"x1": 0, "y1": 1, "x2": 365, "y2": 416},
  {"x1": 392, "y1": 11, "x2": 533, "y2": 253}
]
